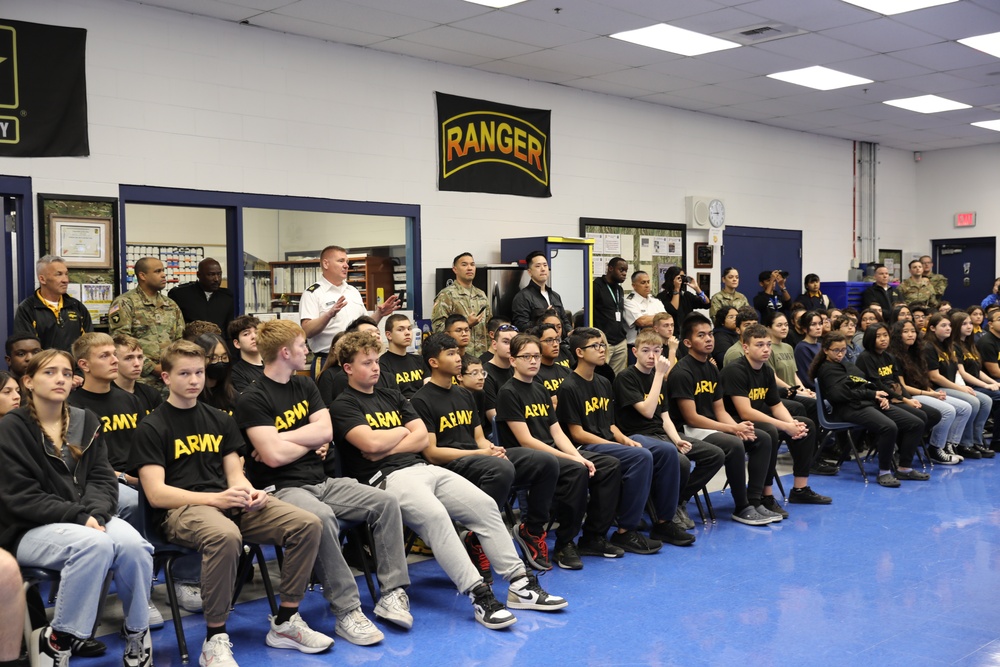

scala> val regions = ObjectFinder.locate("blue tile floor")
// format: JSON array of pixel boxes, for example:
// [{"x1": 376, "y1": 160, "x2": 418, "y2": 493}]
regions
[{"x1": 83, "y1": 457, "x2": 1000, "y2": 667}]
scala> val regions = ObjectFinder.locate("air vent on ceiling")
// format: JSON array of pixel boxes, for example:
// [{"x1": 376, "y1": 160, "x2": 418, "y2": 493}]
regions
[{"x1": 716, "y1": 23, "x2": 808, "y2": 46}]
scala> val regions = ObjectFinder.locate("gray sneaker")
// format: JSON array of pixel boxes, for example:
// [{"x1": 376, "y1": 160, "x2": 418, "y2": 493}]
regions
[
  {"x1": 174, "y1": 583, "x2": 203, "y2": 613},
  {"x1": 335, "y1": 608, "x2": 384, "y2": 646},
  {"x1": 147, "y1": 602, "x2": 164, "y2": 629},
  {"x1": 731, "y1": 505, "x2": 773, "y2": 526},
  {"x1": 673, "y1": 505, "x2": 695, "y2": 530},
  {"x1": 266, "y1": 612, "x2": 335, "y2": 653},
  {"x1": 374, "y1": 587, "x2": 413, "y2": 630},
  {"x1": 755, "y1": 504, "x2": 783, "y2": 523}
]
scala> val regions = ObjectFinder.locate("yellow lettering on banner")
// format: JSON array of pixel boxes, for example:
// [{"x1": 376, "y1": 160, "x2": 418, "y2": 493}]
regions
[{"x1": 445, "y1": 126, "x2": 463, "y2": 160}]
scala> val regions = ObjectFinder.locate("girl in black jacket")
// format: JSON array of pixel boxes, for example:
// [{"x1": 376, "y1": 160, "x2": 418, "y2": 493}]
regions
[
  {"x1": 0, "y1": 349, "x2": 154, "y2": 667},
  {"x1": 810, "y1": 332, "x2": 927, "y2": 488}
]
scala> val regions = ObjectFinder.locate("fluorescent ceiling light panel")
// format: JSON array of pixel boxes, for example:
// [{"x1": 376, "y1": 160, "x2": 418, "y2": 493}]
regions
[
  {"x1": 840, "y1": 0, "x2": 959, "y2": 15},
  {"x1": 461, "y1": 0, "x2": 527, "y2": 7},
  {"x1": 767, "y1": 65, "x2": 872, "y2": 90},
  {"x1": 971, "y1": 119, "x2": 1000, "y2": 132},
  {"x1": 883, "y1": 94, "x2": 971, "y2": 113},
  {"x1": 610, "y1": 24, "x2": 741, "y2": 57},
  {"x1": 958, "y1": 31, "x2": 1000, "y2": 59}
]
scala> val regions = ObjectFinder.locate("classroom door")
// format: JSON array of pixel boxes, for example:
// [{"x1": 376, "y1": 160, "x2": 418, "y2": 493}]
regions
[
  {"x1": 932, "y1": 237, "x2": 996, "y2": 310},
  {"x1": 720, "y1": 227, "x2": 803, "y2": 304}
]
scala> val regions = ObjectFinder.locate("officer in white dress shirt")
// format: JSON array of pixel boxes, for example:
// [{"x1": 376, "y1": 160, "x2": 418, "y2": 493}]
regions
[{"x1": 623, "y1": 270, "x2": 666, "y2": 345}]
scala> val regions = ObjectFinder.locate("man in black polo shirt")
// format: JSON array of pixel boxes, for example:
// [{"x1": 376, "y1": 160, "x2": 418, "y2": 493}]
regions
[
  {"x1": 720, "y1": 324, "x2": 831, "y2": 509},
  {"x1": 593, "y1": 258, "x2": 629, "y2": 374},
  {"x1": 412, "y1": 334, "x2": 560, "y2": 573},
  {"x1": 378, "y1": 314, "x2": 425, "y2": 399},
  {"x1": 13, "y1": 255, "x2": 92, "y2": 352},
  {"x1": 236, "y1": 320, "x2": 413, "y2": 645},
  {"x1": 860, "y1": 264, "x2": 900, "y2": 313},
  {"x1": 511, "y1": 251, "x2": 573, "y2": 333},
  {"x1": 228, "y1": 315, "x2": 263, "y2": 393},
  {"x1": 667, "y1": 313, "x2": 777, "y2": 526},
  {"x1": 332, "y1": 332, "x2": 567, "y2": 630},
  {"x1": 613, "y1": 328, "x2": 719, "y2": 540}
]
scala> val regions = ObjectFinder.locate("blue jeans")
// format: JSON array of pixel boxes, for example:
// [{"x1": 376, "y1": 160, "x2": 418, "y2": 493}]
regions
[
  {"x1": 914, "y1": 395, "x2": 970, "y2": 447},
  {"x1": 627, "y1": 435, "x2": 681, "y2": 523},
  {"x1": 944, "y1": 388, "x2": 992, "y2": 446},
  {"x1": 16, "y1": 518, "x2": 153, "y2": 637},
  {"x1": 578, "y1": 442, "x2": 653, "y2": 530}
]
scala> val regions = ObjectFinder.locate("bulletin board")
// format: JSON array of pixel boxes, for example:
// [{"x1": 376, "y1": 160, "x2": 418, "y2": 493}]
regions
[{"x1": 580, "y1": 218, "x2": 686, "y2": 294}]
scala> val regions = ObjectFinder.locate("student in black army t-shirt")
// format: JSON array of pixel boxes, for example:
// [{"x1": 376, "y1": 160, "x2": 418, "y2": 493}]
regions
[
  {"x1": 113, "y1": 334, "x2": 163, "y2": 415},
  {"x1": 379, "y1": 314, "x2": 425, "y2": 399},
  {"x1": 533, "y1": 323, "x2": 571, "y2": 408},
  {"x1": 317, "y1": 318, "x2": 393, "y2": 407},
  {"x1": 236, "y1": 320, "x2": 412, "y2": 645},
  {"x1": 228, "y1": 315, "x2": 264, "y2": 393},
  {"x1": 70, "y1": 333, "x2": 147, "y2": 526},
  {"x1": 976, "y1": 309, "x2": 1000, "y2": 382},
  {"x1": 331, "y1": 332, "x2": 566, "y2": 631},
  {"x1": 132, "y1": 340, "x2": 331, "y2": 667},
  {"x1": 666, "y1": 313, "x2": 777, "y2": 526},
  {"x1": 483, "y1": 324, "x2": 518, "y2": 423},
  {"x1": 412, "y1": 334, "x2": 560, "y2": 573},
  {"x1": 613, "y1": 328, "x2": 719, "y2": 540},
  {"x1": 556, "y1": 327, "x2": 667, "y2": 556},
  {"x1": 720, "y1": 324, "x2": 831, "y2": 508},
  {"x1": 495, "y1": 334, "x2": 622, "y2": 570}
]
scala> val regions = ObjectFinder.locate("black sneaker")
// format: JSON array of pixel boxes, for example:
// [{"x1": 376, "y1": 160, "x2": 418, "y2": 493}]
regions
[
  {"x1": 577, "y1": 535, "x2": 625, "y2": 558},
  {"x1": 974, "y1": 444, "x2": 996, "y2": 459},
  {"x1": 31, "y1": 627, "x2": 70, "y2": 667},
  {"x1": 761, "y1": 495, "x2": 789, "y2": 519},
  {"x1": 945, "y1": 443, "x2": 965, "y2": 462},
  {"x1": 468, "y1": 583, "x2": 516, "y2": 630},
  {"x1": 71, "y1": 638, "x2": 107, "y2": 658},
  {"x1": 506, "y1": 573, "x2": 568, "y2": 611},
  {"x1": 673, "y1": 505, "x2": 695, "y2": 529},
  {"x1": 650, "y1": 521, "x2": 696, "y2": 546},
  {"x1": 512, "y1": 523, "x2": 552, "y2": 571},
  {"x1": 896, "y1": 469, "x2": 930, "y2": 481},
  {"x1": 609, "y1": 529, "x2": 662, "y2": 555},
  {"x1": 809, "y1": 461, "x2": 840, "y2": 476},
  {"x1": 787, "y1": 486, "x2": 833, "y2": 504},
  {"x1": 463, "y1": 531, "x2": 493, "y2": 585},
  {"x1": 554, "y1": 542, "x2": 583, "y2": 570},
  {"x1": 956, "y1": 445, "x2": 982, "y2": 459},
  {"x1": 929, "y1": 446, "x2": 961, "y2": 465}
]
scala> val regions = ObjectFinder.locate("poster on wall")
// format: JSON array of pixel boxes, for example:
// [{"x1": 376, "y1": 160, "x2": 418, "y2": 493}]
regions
[
  {"x1": 436, "y1": 92, "x2": 551, "y2": 198},
  {"x1": 0, "y1": 19, "x2": 89, "y2": 157}
]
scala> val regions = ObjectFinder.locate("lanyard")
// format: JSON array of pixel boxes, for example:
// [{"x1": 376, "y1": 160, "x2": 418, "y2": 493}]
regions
[{"x1": 605, "y1": 282, "x2": 619, "y2": 306}]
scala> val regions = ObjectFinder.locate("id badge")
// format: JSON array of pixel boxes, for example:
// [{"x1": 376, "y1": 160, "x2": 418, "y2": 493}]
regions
[{"x1": 615, "y1": 312, "x2": 621, "y2": 321}]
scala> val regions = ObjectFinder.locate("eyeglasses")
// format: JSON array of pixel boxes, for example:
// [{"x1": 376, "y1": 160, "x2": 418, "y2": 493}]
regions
[
  {"x1": 464, "y1": 370, "x2": 488, "y2": 378},
  {"x1": 539, "y1": 337, "x2": 560, "y2": 344},
  {"x1": 496, "y1": 324, "x2": 519, "y2": 333},
  {"x1": 514, "y1": 354, "x2": 541, "y2": 362},
  {"x1": 582, "y1": 342, "x2": 608, "y2": 351},
  {"x1": 827, "y1": 347, "x2": 847, "y2": 355},
  {"x1": 209, "y1": 355, "x2": 229, "y2": 364}
]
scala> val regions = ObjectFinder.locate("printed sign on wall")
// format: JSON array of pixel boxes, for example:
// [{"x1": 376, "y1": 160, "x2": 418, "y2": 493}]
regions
[{"x1": 437, "y1": 92, "x2": 550, "y2": 198}]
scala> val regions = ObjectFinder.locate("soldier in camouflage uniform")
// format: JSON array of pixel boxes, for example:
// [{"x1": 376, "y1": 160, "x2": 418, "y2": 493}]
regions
[
  {"x1": 431, "y1": 252, "x2": 491, "y2": 358},
  {"x1": 920, "y1": 255, "x2": 948, "y2": 306},
  {"x1": 109, "y1": 257, "x2": 185, "y2": 388},
  {"x1": 898, "y1": 258, "x2": 938, "y2": 308}
]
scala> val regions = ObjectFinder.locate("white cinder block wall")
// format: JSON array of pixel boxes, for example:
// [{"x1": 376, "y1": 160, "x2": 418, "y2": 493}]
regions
[{"x1": 2, "y1": 0, "x2": 995, "y2": 315}]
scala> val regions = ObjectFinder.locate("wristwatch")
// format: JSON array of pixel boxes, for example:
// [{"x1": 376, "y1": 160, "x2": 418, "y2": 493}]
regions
[{"x1": 118, "y1": 473, "x2": 129, "y2": 485}]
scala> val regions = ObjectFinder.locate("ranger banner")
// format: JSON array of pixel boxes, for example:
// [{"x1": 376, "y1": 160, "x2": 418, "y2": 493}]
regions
[
  {"x1": 0, "y1": 19, "x2": 89, "y2": 157},
  {"x1": 437, "y1": 92, "x2": 550, "y2": 198}
]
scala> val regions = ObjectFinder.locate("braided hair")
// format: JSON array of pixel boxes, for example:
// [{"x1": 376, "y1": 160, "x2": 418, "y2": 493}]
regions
[{"x1": 23, "y1": 349, "x2": 82, "y2": 460}]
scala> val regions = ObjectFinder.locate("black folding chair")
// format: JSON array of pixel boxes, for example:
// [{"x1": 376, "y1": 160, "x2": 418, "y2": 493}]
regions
[{"x1": 814, "y1": 383, "x2": 869, "y2": 484}]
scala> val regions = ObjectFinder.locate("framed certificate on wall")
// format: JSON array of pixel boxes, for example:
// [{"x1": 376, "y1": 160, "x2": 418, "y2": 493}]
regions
[{"x1": 50, "y1": 215, "x2": 113, "y2": 268}]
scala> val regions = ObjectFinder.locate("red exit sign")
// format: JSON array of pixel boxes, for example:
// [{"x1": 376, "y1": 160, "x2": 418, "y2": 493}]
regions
[{"x1": 955, "y1": 212, "x2": 976, "y2": 228}]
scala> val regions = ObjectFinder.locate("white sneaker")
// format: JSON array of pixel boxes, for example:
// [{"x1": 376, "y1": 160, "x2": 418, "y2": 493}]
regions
[
  {"x1": 123, "y1": 629, "x2": 152, "y2": 667},
  {"x1": 199, "y1": 633, "x2": 237, "y2": 667},
  {"x1": 266, "y1": 612, "x2": 334, "y2": 654},
  {"x1": 148, "y1": 602, "x2": 164, "y2": 629},
  {"x1": 335, "y1": 607, "x2": 384, "y2": 646},
  {"x1": 374, "y1": 587, "x2": 413, "y2": 629},
  {"x1": 174, "y1": 583, "x2": 204, "y2": 613}
]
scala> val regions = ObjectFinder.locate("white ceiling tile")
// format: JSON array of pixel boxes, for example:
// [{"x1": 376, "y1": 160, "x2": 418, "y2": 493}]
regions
[
  {"x1": 644, "y1": 57, "x2": 753, "y2": 84},
  {"x1": 219, "y1": 0, "x2": 298, "y2": 11},
  {"x1": 249, "y1": 12, "x2": 387, "y2": 46},
  {"x1": 715, "y1": 76, "x2": 795, "y2": 98},
  {"x1": 832, "y1": 54, "x2": 932, "y2": 82},
  {"x1": 636, "y1": 92, "x2": 717, "y2": 111},
  {"x1": 738, "y1": 0, "x2": 875, "y2": 32},
  {"x1": 946, "y1": 86, "x2": 1000, "y2": 106},
  {"x1": 755, "y1": 33, "x2": 877, "y2": 63},
  {"x1": 273, "y1": 0, "x2": 438, "y2": 37},
  {"x1": 340, "y1": 0, "x2": 490, "y2": 24},
  {"x1": 705, "y1": 106, "x2": 775, "y2": 122},
  {"x1": 504, "y1": 0, "x2": 646, "y2": 35},
  {"x1": 893, "y1": 72, "x2": 987, "y2": 95},
  {"x1": 475, "y1": 59, "x2": 579, "y2": 84},
  {"x1": 562, "y1": 77, "x2": 656, "y2": 99},
  {"x1": 948, "y1": 63, "x2": 1000, "y2": 86},
  {"x1": 551, "y1": 38, "x2": 683, "y2": 68},
  {"x1": 820, "y1": 17, "x2": 943, "y2": 53},
  {"x1": 668, "y1": 84, "x2": 770, "y2": 106},
  {"x1": 450, "y1": 11, "x2": 596, "y2": 49},
  {"x1": 594, "y1": 68, "x2": 703, "y2": 92},
  {"x1": 892, "y1": 1, "x2": 1000, "y2": 40},
  {"x1": 504, "y1": 49, "x2": 627, "y2": 77},
  {"x1": 594, "y1": 0, "x2": 727, "y2": 24},
  {"x1": 398, "y1": 25, "x2": 541, "y2": 60},
  {"x1": 673, "y1": 7, "x2": 771, "y2": 34},
  {"x1": 697, "y1": 45, "x2": 803, "y2": 77},
  {"x1": 891, "y1": 42, "x2": 998, "y2": 71},
  {"x1": 373, "y1": 38, "x2": 496, "y2": 68},
  {"x1": 134, "y1": 0, "x2": 256, "y2": 21}
]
